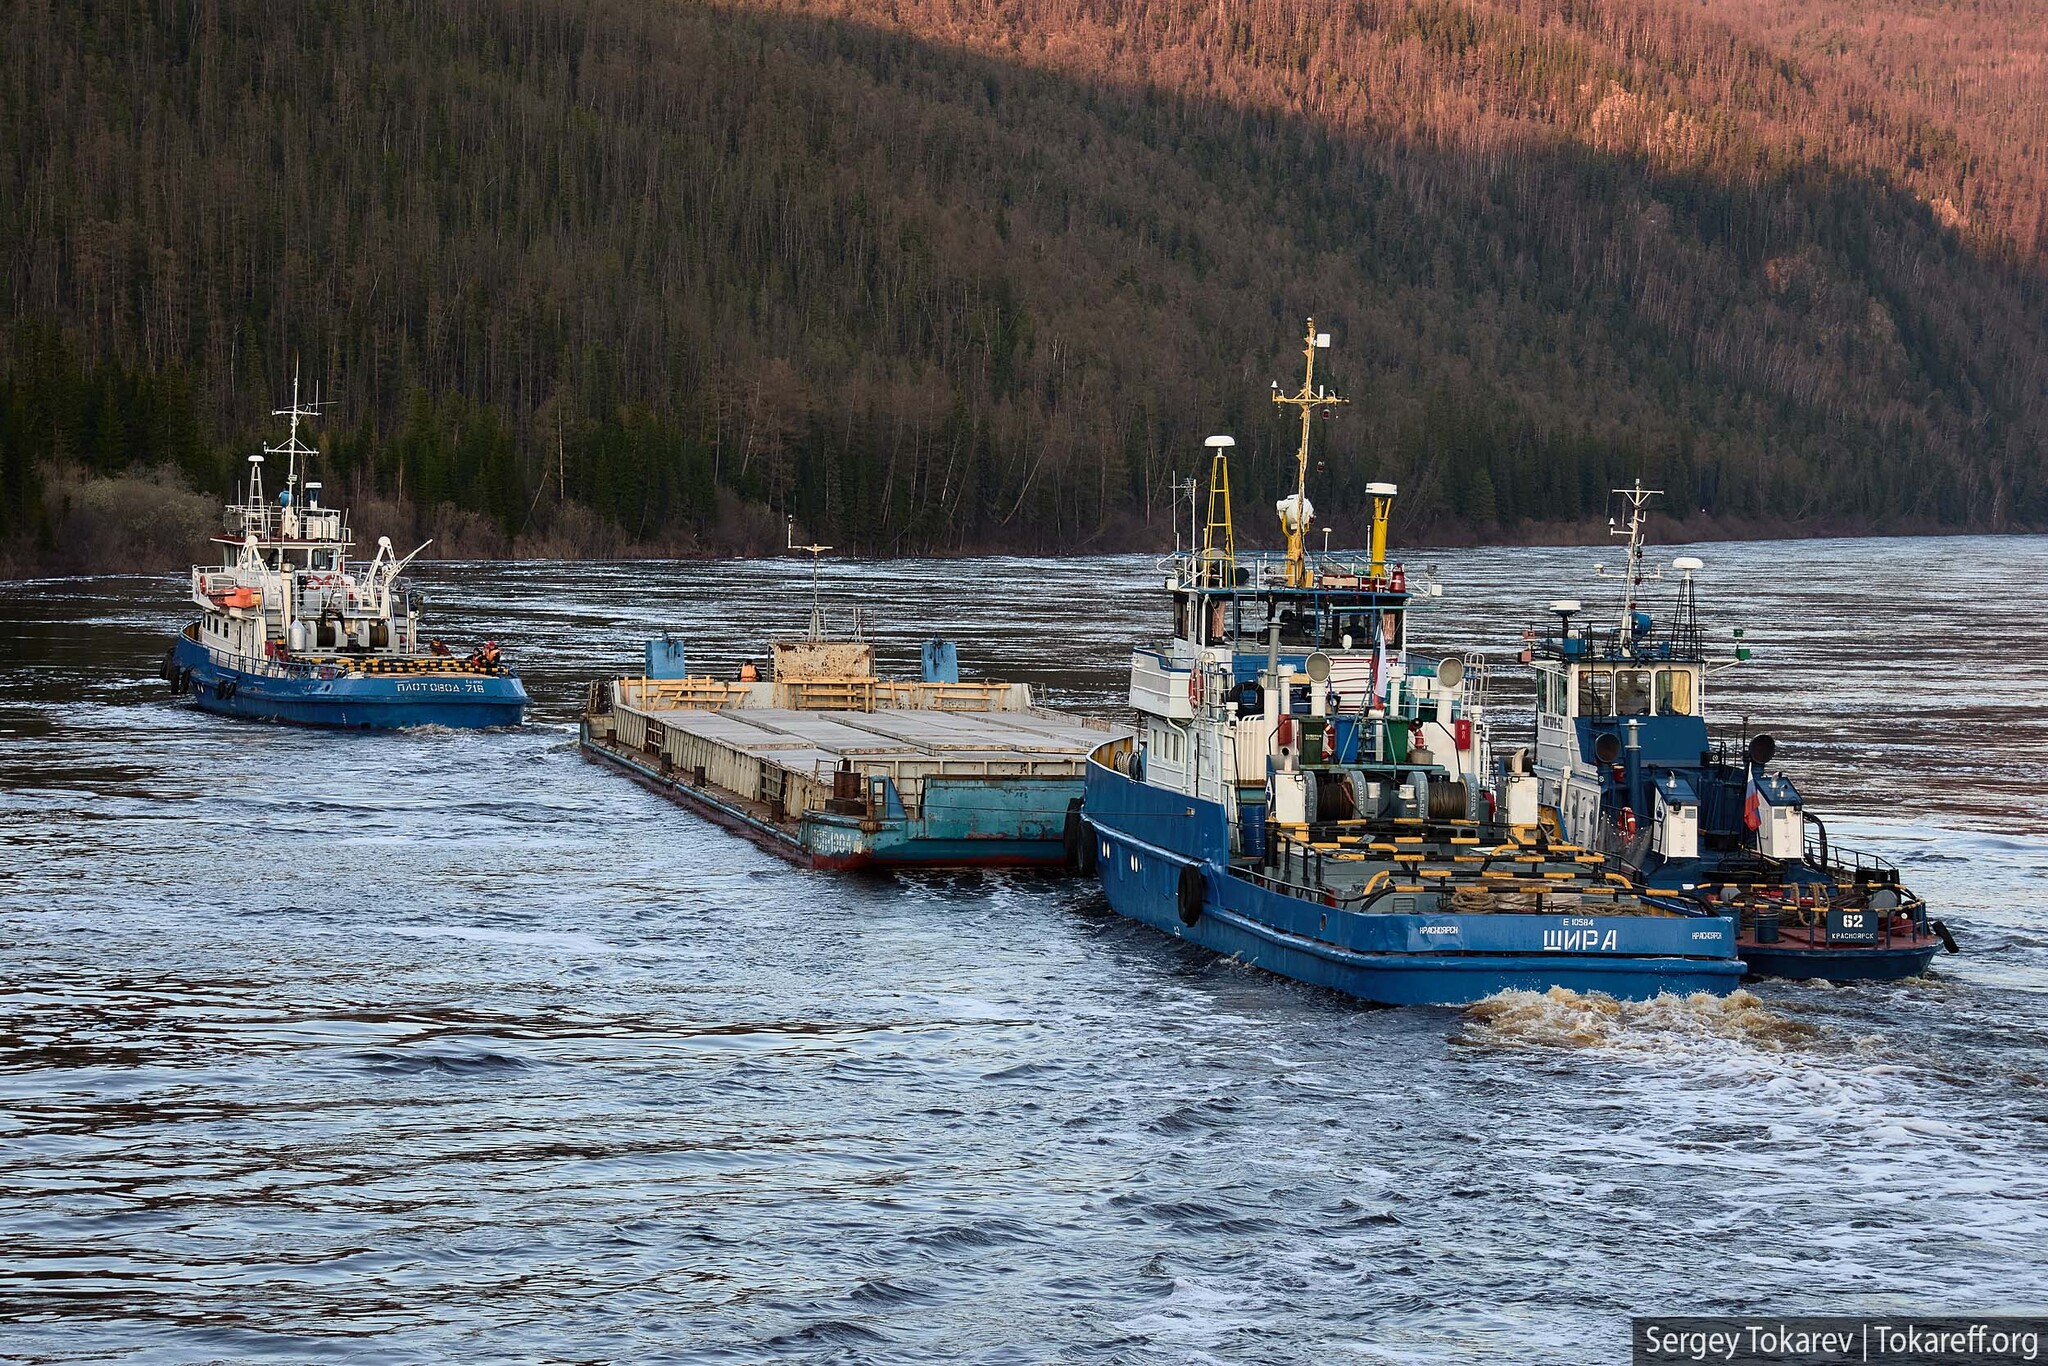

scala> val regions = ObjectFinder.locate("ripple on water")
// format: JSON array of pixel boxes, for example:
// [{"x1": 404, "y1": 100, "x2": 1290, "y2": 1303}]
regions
[{"x1": 2, "y1": 545, "x2": 2047, "y2": 1362}]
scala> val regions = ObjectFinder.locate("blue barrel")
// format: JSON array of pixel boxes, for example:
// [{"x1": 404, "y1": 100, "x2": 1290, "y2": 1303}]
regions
[{"x1": 1239, "y1": 801, "x2": 1268, "y2": 859}]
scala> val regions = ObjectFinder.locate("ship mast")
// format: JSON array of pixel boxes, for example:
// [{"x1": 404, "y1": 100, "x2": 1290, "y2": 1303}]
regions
[
  {"x1": 787, "y1": 515, "x2": 832, "y2": 643},
  {"x1": 1271, "y1": 318, "x2": 1348, "y2": 588},
  {"x1": 1606, "y1": 479, "x2": 1663, "y2": 644},
  {"x1": 266, "y1": 362, "x2": 324, "y2": 504}
]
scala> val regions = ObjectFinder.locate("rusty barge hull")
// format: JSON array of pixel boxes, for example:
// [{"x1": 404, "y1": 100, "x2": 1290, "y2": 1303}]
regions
[{"x1": 581, "y1": 680, "x2": 1111, "y2": 870}]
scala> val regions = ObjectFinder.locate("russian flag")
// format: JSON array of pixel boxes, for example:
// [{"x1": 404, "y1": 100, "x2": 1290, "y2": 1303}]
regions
[{"x1": 1744, "y1": 769, "x2": 1763, "y2": 831}]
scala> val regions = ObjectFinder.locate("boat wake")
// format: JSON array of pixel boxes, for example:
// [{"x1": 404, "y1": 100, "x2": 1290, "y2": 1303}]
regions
[{"x1": 1454, "y1": 985, "x2": 1822, "y2": 1053}]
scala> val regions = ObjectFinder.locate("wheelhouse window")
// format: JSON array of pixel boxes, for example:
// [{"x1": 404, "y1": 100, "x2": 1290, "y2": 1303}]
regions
[
  {"x1": 1332, "y1": 610, "x2": 1377, "y2": 650},
  {"x1": 1655, "y1": 669, "x2": 1695, "y2": 716},
  {"x1": 1615, "y1": 669, "x2": 1652, "y2": 716},
  {"x1": 1580, "y1": 669, "x2": 1613, "y2": 717},
  {"x1": 1276, "y1": 607, "x2": 1316, "y2": 647}
]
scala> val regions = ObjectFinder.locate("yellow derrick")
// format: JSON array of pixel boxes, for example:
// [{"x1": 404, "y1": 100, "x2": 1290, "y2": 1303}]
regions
[{"x1": 1199, "y1": 439, "x2": 1236, "y2": 587}]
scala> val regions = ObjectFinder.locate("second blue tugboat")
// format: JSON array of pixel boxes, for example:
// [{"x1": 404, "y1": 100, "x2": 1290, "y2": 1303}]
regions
[
  {"x1": 160, "y1": 376, "x2": 528, "y2": 729},
  {"x1": 1080, "y1": 323, "x2": 1742, "y2": 1006},
  {"x1": 1508, "y1": 482, "x2": 1954, "y2": 981}
]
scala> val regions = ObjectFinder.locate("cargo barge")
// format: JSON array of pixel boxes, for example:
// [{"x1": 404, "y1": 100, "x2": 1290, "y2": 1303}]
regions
[{"x1": 580, "y1": 636, "x2": 1116, "y2": 870}]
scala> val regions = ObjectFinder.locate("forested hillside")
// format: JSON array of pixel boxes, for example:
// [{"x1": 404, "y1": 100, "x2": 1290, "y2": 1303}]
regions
[{"x1": 3, "y1": 0, "x2": 2044, "y2": 569}]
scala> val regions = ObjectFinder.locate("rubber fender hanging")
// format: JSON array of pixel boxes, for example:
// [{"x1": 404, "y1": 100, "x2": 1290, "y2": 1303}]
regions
[
  {"x1": 1062, "y1": 800, "x2": 1096, "y2": 875},
  {"x1": 1177, "y1": 864, "x2": 1205, "y2": 926}
]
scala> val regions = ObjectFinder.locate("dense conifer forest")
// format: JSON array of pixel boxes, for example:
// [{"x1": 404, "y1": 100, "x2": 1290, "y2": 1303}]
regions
[{"x1": 3, "y1": 0, "x2": 2044, "y2": 568}]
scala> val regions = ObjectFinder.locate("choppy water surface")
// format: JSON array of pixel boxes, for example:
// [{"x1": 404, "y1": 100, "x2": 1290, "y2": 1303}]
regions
[{"x1": 2, "y1": 536, "x2": 2045, "y2": 1364}]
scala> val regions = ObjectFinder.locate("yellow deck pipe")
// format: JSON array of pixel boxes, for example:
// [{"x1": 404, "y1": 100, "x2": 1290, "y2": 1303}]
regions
[{"x1": 1367, "y1": 481, "x2": 1398, "y2": 579}]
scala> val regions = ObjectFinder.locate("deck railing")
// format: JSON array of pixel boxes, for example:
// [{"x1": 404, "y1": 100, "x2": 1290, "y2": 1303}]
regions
[{"x1": 1803, "y1": 830, "x2": 1898, "y2": 884}]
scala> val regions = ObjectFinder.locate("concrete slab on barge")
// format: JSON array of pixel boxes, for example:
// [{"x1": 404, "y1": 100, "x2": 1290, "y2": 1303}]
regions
[
  {"x1": 644, "y1": 706, "x2": 1103, "y2": 769},
  {"x1": 587, "y1": 689, "x2": 1117, "y2": 870}
]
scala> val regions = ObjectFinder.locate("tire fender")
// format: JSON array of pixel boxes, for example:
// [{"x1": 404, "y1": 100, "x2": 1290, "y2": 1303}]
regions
[
  {"x1": 1062, "y1": 800, "x2": 1096, "y2": 876},
  {"x1": 1177, "y1": 863, "x2": 1205, "y2": 926}
]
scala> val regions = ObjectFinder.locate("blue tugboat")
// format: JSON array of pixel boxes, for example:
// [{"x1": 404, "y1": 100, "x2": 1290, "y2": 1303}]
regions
[
  {"x1": 1080, "y1": 323, "x2": 1742, "y2": 1006},
  {"x1": 160, "y1": 377, "x2": 527, "y2": 729},
  {"x1": 1509, "y1": 482, "x2": 1953, "y2": 981}
]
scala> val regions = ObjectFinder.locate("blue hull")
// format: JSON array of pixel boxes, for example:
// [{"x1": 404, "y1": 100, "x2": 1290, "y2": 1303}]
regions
[
  {"x1": 1739, "y1": 943, "x2": 1939, "y2": 983},
  {"x1": 172, "y1": 633, "x2": 527, "y2": 729},
  {"x1": 1085, "y1": 761, "x2": 1743, "y2": 1007}
]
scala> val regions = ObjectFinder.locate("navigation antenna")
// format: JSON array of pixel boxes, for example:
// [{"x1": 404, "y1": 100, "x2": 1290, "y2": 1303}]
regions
[
  {"x1": 1271, "y1": 318, "x2": 1349, "y2": 588},
  {"x1": 267, "y1": 359, "x2": 327, "y2": 501},
  {"x1": 1595, "y1": 479, "x2": 1663, "y2": 644},
  {"x1": 787, "y1": 514, "x2": 832, "y2": 642}
]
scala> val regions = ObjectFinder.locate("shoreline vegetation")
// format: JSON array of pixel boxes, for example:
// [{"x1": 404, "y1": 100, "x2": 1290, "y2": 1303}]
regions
[
  {"x1": 6, "y1": 1, "x2": 2046, "y2": 576},
  {"x1": 1, "y1": 458, "x2": 2026, "y2": 582}
]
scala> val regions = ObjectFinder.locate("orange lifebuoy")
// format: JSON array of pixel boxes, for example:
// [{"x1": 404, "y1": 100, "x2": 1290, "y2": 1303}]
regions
[
  {"x1": 1187, "y1": 670, "x2": 1201, "y2": 708},
  {"x1": 1618, "y1": 807, "x2": 1638, "y2": 841}
]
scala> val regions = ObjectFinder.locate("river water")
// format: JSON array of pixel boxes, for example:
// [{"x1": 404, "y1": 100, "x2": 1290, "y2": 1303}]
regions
[{"x1": 2, "y1": 536, "x2": 2044, "y2": 1364}]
